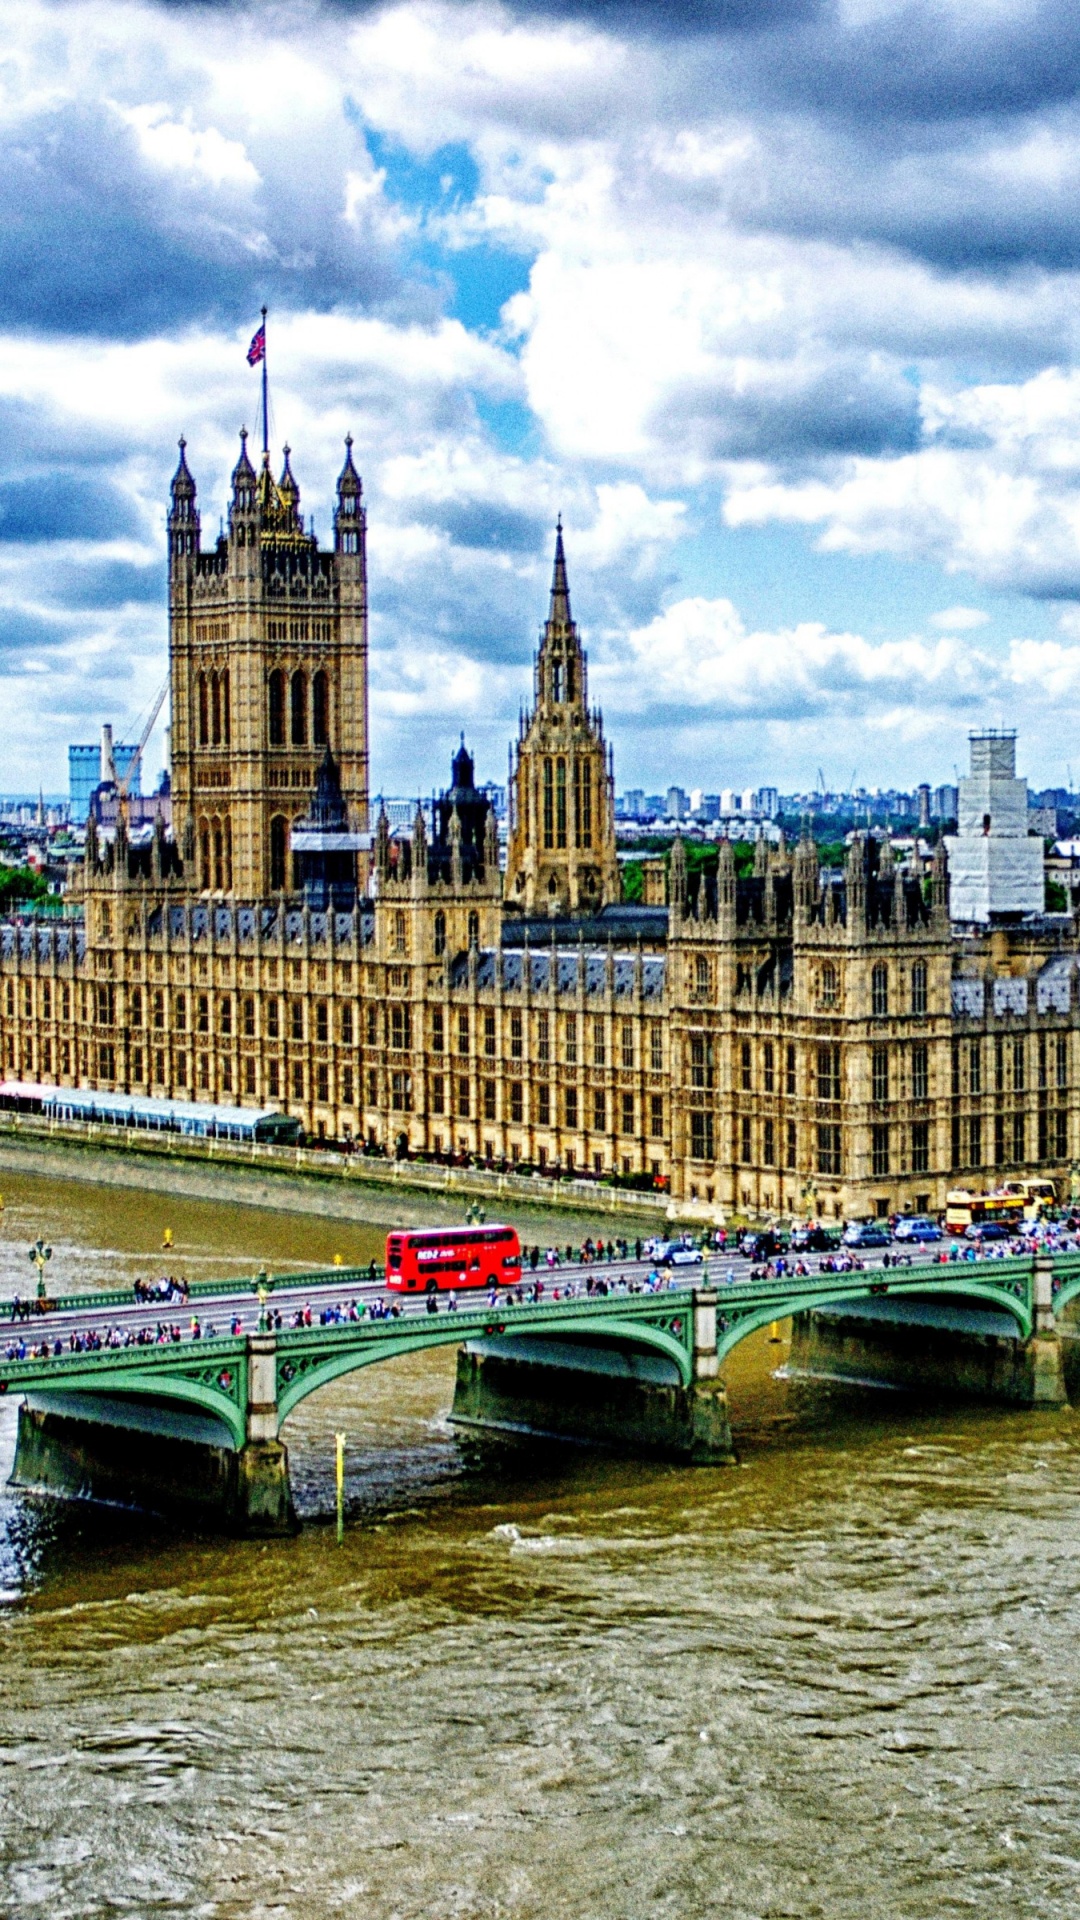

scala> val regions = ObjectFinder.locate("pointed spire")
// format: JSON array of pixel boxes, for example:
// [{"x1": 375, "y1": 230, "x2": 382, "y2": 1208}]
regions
[
  {"x1": 170, "y1": 436, "x2": 196, "y2": 504},
  {"x1": 670, "y1": 830, "x2": 687, "y2": 916},
  {"x1": 231, "y1": 426, "x2": 256, "y2": 493},
  {"x1": 548, "y1": 516, "x2": 571, "y2": 628},
  {"x1": 335, "y1": 434, "x2": 363, "y2": 553},
  {"x1": 278, "y1": 444, "x2": 299, "y2": 511},
  {"x1": 337, "y1": 433, "x2": 361, "y2": 497}
]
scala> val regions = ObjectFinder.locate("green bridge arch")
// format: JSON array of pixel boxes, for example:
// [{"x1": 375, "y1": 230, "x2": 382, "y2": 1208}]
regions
[
  {"x1": 0, "y1": 1350, "x2": 250, "y2": 1450},
  {"x1": 711, "y1": 1268, "x2": 1033, "y2": 1367},
  {"x1": 274, "y1": 1308, "x2": 696, "y2": 1427}
]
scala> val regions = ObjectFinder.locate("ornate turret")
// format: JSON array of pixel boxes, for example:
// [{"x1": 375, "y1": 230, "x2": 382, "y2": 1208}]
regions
[
  {"x1": 670, "y1": 831, "x2": 687, "y2": 919},
  {"x1": 231, "y1": 428, "x2": 256, "y2": 502},
  {"x1": 846, "y1": 832, "x2": 866, "y2": 922},
  {"x1": 335, "y1": 435, "x2": 364, "y2": 555},
  {"x1": 278, "y1": 445, "x2": 300, "y2": 519},
  {"x1": 931, "y1": 836, "x2": 950, "y2": 919},
  {"x1": 793, "y1": 829, "x2": 820, "y2": 917},
  {"x1": 168, "y1": 439, "x2": 199, "y2": 561}
]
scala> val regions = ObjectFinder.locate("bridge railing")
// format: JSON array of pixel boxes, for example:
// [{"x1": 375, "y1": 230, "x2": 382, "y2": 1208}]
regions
[{"x1": 0, "y1": 1264, "x2": 378, "y2": 1323}]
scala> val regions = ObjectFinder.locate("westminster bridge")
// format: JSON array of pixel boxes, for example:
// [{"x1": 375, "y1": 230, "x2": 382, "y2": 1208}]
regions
[{"x1": 1, "y1": 1249, "x2": 1078, "y2": 1531}]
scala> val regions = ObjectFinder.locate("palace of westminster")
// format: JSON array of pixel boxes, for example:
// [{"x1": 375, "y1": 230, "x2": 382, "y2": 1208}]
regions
[{"x1": 1, "y1": 428, "x2": 1079, "y2": 1219}]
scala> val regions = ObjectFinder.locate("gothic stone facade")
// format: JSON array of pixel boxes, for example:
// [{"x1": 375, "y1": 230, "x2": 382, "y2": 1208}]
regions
[{"x1": 2, "y1": 439, "x2": 1079, "y2": 1219}]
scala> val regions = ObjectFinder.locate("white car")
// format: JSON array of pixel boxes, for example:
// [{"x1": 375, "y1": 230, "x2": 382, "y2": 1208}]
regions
[{"x1": 660, "y1": 1243, "x2": 704, "y2": 1267}]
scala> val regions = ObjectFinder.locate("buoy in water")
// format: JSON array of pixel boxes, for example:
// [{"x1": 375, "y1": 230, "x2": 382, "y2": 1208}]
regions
[{"x1": 768, "y1": 1320, "x2": 783, "y2": 1344}]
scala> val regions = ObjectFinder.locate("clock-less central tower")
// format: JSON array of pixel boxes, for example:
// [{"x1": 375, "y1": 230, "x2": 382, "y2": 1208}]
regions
[{"x1": 505, "y1": 522, "x2": 619, "y2": 915}]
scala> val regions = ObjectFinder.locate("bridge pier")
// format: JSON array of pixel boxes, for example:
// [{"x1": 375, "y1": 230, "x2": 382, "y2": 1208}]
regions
[
  {"x1": 8, "y1": 1334, "x2": 297, "y2": 1535},
  {"x1": 451, "y1": 1288, "x2": 735, "y2": 1464},
  {"x1": 236, "y1": 1333, "x2": 297, "y2": 1535},
  {"x1": 789, "y1": 1258, "x2": 1067, "y2": 1411}
]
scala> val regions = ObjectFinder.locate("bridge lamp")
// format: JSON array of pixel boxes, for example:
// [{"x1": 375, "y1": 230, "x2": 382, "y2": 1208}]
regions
[{"x1": 28, "y1": 1239, "x2": 52, "y2": 1299}]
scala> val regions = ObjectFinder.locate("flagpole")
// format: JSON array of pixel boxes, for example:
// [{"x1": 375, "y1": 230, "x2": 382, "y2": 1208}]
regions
[{"x1": 260, "y1": 306, "x2": 269, "y2": 458}]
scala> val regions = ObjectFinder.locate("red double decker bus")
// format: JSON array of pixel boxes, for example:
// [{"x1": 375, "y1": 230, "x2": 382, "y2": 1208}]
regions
[{"x1": 385, "y1": 1225, "x2": 522, "y2": 1292}]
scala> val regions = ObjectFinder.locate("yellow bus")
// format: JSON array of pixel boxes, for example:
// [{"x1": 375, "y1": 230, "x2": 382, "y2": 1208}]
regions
[
  {"x1": 996, "y1": 1178, "x2": 1056, "y2": 1220},
  {"x1": 944, "y1": 1189, "x2": 1027, "y2": 1237}
]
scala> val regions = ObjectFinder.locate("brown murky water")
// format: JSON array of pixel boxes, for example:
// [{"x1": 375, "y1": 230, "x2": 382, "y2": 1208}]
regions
[{"x1": 1, "y1": 1169, "x2": 1080, "y2": 1918}]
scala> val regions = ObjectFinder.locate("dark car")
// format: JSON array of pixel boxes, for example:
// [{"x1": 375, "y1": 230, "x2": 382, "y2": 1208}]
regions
[
  {"x1": 789, "y1": 1224, "x2": 835, "y2": 1253},
  {"x1": 842, "y1": 1222, "x2": 892, "y2": 1249},
  {"x1": 739, "y1": 1229, "x2": 786, "y2": 1260},
  {"x1": 964, "y1": 1222, "x2": 1013, "y2": 1244}
]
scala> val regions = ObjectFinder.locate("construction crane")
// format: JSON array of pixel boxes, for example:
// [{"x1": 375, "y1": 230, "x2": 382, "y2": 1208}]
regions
[{"x1": 117, "y1": 676, "x2": 170, "y2": 819}]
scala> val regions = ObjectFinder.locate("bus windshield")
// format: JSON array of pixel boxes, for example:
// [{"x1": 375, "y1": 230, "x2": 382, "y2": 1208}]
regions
[{"x1": 385, "y1": 1224, "x2": 522, "y2": 1291}]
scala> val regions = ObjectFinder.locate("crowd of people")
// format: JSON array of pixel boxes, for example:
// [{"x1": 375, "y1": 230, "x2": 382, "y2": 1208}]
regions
[{"x1": 7, "y1": 1215, "x2": 1080, "y2": 1365}]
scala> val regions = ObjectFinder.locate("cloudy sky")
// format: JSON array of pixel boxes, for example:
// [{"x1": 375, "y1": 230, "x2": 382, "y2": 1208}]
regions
[{"x1": 5, "y1": 0, "x2": 1080, "y2": 801}]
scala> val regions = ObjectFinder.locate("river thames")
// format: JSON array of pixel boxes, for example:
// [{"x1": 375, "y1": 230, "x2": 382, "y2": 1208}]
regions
[{"x1": 1, "y1": 1170, "x2": 1079, "y2": 1918}]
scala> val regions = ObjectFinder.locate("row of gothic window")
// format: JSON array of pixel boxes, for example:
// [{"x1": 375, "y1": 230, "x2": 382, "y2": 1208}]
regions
[
  {"x1": 196, "y1": 671, "x2": 230, "y2": 747},
  {"x1": 198, "y1": 816, "x2": 233, "y2": 894},
  {"x1": 817, "y1": 959, "x2": 927, "y2": 1016},
  {"x1": 535, "y1": 756, "x2": 593, "y2": 851},
  {"x1": 268, "y1": 669, "x2": 330, "y2": 748}
]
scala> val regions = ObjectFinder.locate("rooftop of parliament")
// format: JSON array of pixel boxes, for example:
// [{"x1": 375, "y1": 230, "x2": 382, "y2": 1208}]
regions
[{"x1": 2, "y1": 430, "x2": 1079, "y2": 1220}]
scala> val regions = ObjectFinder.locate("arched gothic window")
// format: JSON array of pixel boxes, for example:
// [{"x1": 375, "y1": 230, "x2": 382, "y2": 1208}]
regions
[
  {"x1": 468, "y1": 910, "x2": 479, "y2": 949},
  {"x1": 290, "y1": 670, "x2": 307, "y2": 746},
  {"x1": 556, "y1": 758, "x2": 567, "y2": 849},
  {"x1": 911, "y1": 960, "x2": 927, "y2": 1017},
  {"x1": 268, "y1": 671, "x2": 285, "y2": 746},
  {"x1": 199, "y1": 818, "x2": 211, "y2": 892},
  {"x1": 313, "y1": 670, "x2": 329, "y2": 747},
  {"x1": 269, "y1": 815, "x2": 287, "y2": 891},
  {"x1": 198, "y1": 674, "x2": 209, "y2": 747},
  {"x1": 434, "y1": 911, "x2": 446, "y2": 958},
  {"x1": 211, "y1": 673, "x2": 221, "y2": 747},
  {"x1": 872, "y1": 962, "x2": 889, "y2": 1018}
]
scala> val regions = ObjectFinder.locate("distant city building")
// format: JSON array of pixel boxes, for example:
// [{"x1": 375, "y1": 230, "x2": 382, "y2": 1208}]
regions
[
  {"x1": 68, "y1": 746, "x2": 100, "y2": 825},
  {"x1": 697, "y1": 794, "x2": 721, "y2": 822},
  {"x1": 932, "y1": 784, "x2": 959, "y2": 823},
  {"x1": 621, "y1": 788, "x2": 645, "y2": 820},
  {"x1": 917, "y1": 783, "x2": 931, "y2": 828},
  {"x1": 68, "y1": 733, "x2": 143, "y2": 826},
  {"x1": 666, "y1": 786, "x2": 688, "y2": 821},
  {"x1": 757, "y1": 787, "x2": 779, "y2": 820}
]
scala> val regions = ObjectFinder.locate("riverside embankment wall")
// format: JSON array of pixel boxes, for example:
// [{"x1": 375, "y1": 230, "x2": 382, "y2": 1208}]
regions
[{"x1": 0, "y1": 1116, "x2": 672, "y2": 1235}]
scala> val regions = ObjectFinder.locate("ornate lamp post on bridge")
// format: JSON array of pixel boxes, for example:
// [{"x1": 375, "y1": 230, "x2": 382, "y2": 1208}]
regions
[{"x1": 28, "y1": 1238, "x2": 52, "y2": 1302}]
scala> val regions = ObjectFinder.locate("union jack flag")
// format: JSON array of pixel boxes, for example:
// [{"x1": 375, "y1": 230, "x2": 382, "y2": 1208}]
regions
[{"x1": 246, "y1": 322, "x2": 266, "y2": 367}]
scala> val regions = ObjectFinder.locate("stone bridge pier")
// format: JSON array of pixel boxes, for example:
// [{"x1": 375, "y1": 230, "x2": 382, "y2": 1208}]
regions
[
  {"x1": 11, "y1": 1331, "x2": 297, "y2": 1537},
  {"x1": 789, "y1": 1255, "x2": 1068, "y2": 1410},
  {"x1": 450, "y1": 1287, "x2": 736, "y2": 1464},
  {"x1": 236, "y1": 1333, "x2": 296, "y2": 1534}
]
